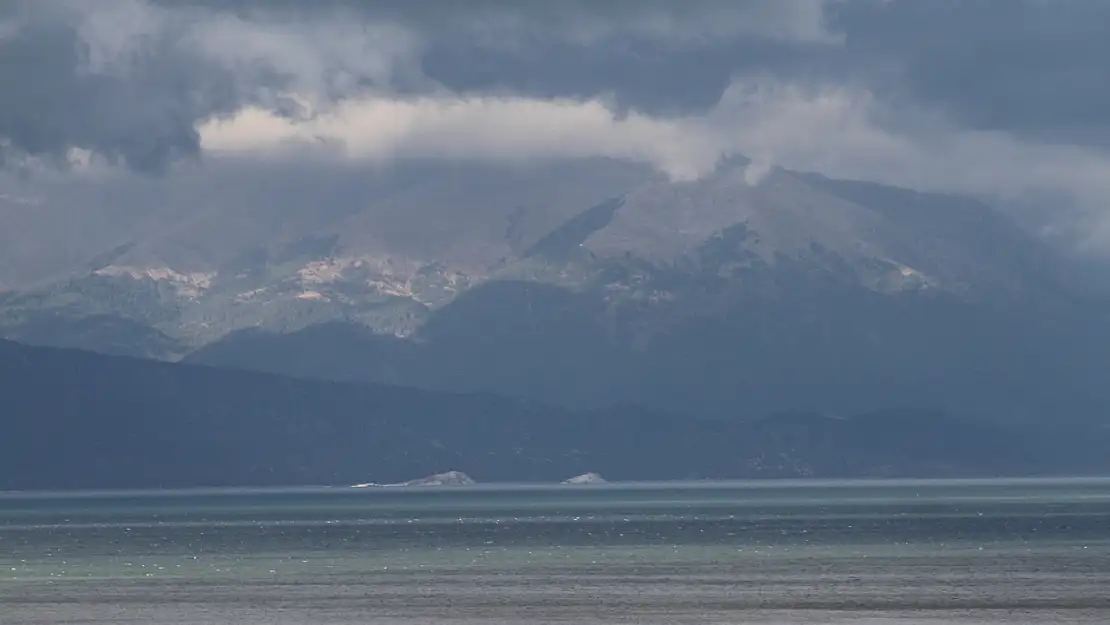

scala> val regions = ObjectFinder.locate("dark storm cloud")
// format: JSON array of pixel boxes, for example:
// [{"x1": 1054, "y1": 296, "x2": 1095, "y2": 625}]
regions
[
  {"x1": 167, "y1": 0, "x2": 1110, "y2": 146},
  {"x1": 0, "y1": 2, "x2": 244, "y2": 173},
  {"x1": 1, "y1": 0, "x2": 1110, "y2": 185},
  {"x1": 183, "y1": 0, "x2": 840, "y2": 116},
  {"x1": 828, "y1": 0, "x2": 1110, "y2": 146},
  {"x1": 0, "y1": 0, "x2": 834, "y2": 173},
  {"x1": 0, "y1": 0, "x2": 423, "y2": 172}
]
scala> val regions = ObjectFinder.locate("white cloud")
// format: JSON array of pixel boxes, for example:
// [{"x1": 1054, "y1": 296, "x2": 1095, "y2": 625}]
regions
[
  {"x1": 196, "y1": 81, "x2": 890, "y2": 184},
  {"x1": 198, "y1": 93, "x2": 723, "y2": 181},
  {"x1": 12, "y1": 0, "x2": 1110, "y2": 251},
  {"x1": 196, "y1": 77, "x2": 1110, "y2": 247},
  {"x1": 701, "y1": 82, "x2": 1110, "y2": 239},
  {"x1": 5, "y1": 0, "x2": 844, "y2": 174}
]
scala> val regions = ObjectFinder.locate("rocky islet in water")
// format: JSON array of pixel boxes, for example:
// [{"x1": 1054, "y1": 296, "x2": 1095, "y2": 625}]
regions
[
  {"x1": 562, "y1": 472, "x2": 608, "y2": 485},
  {"x1": 351, "y1": 470, "x2": 477, "y2": 488}
]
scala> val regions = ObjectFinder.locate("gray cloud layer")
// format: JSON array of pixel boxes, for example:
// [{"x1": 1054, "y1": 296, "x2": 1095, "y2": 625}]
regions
[
  {"x1": 830, "y1": 0, "x2": 1110, "y2": 145},
  {"x1": 2, "y1": 0, "x2": 1110, "y2": 244}
]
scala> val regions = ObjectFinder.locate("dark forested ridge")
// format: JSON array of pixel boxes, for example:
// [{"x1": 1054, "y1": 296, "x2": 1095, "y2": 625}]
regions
[{"x1": 1, "y1": 339, "x2": 1107, "y2": 491}]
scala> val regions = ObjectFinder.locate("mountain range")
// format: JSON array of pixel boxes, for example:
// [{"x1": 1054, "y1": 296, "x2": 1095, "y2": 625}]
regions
[
  {"x1": 2, "y1": 158, "x2": 1109, "y2": 422},
  {"x1": 2, "y1": 339, "x2": 1107, "y2": 490}
]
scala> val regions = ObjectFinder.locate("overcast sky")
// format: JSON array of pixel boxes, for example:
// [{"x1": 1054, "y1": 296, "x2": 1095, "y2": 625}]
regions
[{"x1": 3, "y1": 0, "x2": 1110, "y2": 248}]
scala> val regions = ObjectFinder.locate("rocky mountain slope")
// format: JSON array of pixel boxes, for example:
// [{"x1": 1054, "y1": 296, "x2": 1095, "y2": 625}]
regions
[{"x1": 2, "y1": 159, "x2": 1108, "y2": 421}]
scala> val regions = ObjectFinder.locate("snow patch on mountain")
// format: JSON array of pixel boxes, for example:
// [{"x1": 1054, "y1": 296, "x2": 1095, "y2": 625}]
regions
[
  {"x1": 234, "y1": 287, "x2": 269, "y2": 302},
  {"x1": 296, "y1": 258, "x2": 358, "y2": 285},
  {"x1": 292, "y1": 256, "x2": 473, "y2": 304},
  {"x1": 93, "y1": 265, "x2": 216, "y2": 298}
]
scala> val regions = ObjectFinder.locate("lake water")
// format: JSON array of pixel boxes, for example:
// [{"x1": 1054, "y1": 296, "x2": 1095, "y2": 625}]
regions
[{"x1": 2, "y1": 478, "x2": 1109, "y2": 624}]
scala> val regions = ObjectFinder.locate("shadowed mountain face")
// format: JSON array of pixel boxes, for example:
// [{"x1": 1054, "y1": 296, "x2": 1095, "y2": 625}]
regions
[
  {"x1": 2, "y1": 160, "x2": 1110, "y2": 422},
  {"x1": 183, "y1": 274, "x2": 1110, "y2": 423},
  {"x1": 1, "y1": 339, "x2": 1107, "y2": 490}
]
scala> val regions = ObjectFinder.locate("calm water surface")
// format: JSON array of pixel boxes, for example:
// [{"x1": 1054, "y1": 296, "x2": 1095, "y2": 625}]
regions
[{"x1": 2, "y1": 478, "x2": 1109, "y2": 624}]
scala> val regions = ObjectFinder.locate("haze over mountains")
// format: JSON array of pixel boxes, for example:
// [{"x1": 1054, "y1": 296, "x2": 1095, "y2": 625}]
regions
[
  {"x1": 3, "y1": 339, "x2": 1107, "y2": 490},
  {"x1": 2, "y1": 158, "x2": 1109, "y2": 422},
  {"x1": 4, "y1": 1, "x2": 1110, "y2": 487}
]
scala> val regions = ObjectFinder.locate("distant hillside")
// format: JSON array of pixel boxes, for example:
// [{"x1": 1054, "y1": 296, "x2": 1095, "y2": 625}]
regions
[
  {"x1": 4, "y1": 161, "x2": 1110, "y2": 423},
  {"x1": 1, "y1": 340, "x2": 1106, "y2": 490}
]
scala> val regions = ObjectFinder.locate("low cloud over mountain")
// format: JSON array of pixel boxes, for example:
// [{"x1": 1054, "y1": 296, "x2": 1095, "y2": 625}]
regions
[{"x1": 4, "y1": 2, "x2": 1110, "y2": 430}]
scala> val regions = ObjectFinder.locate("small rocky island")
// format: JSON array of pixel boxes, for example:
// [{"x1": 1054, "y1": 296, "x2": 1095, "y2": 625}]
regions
[
  {"x1": 351, "y1": 471, "x2": 476, "y2": 488},
  {"x1": 398, "y1": 471, "x2": 476, "y2": 487},
  {"x1": 562, "y1": 472, "x2": 608, "y2": 485}
]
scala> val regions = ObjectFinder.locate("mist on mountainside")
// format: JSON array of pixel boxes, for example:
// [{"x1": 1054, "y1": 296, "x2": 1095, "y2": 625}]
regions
[
  {"x1": 5, "y1": 0, "x2": 1110, "y2": 472},
  {"x1": 4, "y1": 158, "x2": 1110, "y2": 423}
]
